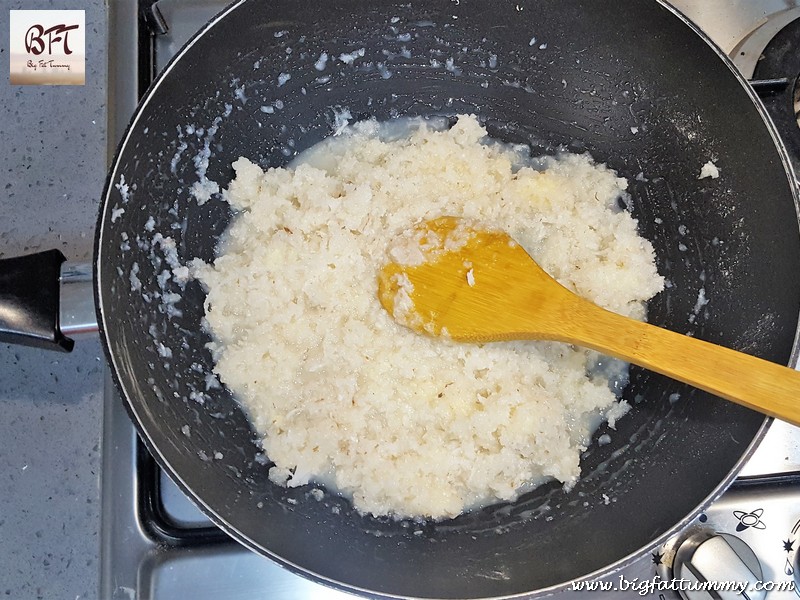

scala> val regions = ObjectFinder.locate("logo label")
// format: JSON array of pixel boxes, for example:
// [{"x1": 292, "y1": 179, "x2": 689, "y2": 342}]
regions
[{"x1": 9, "y1": 10, "x2": 85, "y2": 85}]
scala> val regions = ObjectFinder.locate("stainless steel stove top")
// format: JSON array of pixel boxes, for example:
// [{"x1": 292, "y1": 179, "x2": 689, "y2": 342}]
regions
[{"x1": 101, "y1": 1, "x2": 800, "y2": 598}]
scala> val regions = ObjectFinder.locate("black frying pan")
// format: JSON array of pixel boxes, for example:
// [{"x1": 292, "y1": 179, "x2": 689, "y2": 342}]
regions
[{"x1": 4, "y1": 0, "x2": 800, "y2": 597}]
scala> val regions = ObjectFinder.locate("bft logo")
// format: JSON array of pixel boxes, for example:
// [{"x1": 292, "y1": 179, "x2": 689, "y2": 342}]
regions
[
  {"x1": 25, "y1": 23, "x2": 80, "y2": 56},
  {"x1": 9, "y1": 10, "x2": 86, "y2": 85}
]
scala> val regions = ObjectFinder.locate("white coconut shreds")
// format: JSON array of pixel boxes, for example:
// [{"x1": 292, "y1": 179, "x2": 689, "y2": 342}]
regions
[{"x1": 191, "y1": 115, "x2": 664, "y2": 520}]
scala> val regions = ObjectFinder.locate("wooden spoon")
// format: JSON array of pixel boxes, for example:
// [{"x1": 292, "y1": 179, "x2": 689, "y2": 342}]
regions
[{"x1": 377, "y1": 216, "x2": 800, "y2": 427}]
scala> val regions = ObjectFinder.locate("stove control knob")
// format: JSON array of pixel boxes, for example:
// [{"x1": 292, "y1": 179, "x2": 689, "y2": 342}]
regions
[
  {"x1": 672, "y1": 532, "x2": 765, "y2": 600},
  {"x1": 794, "y1": 543, "x2": 799, "y2": 590}
]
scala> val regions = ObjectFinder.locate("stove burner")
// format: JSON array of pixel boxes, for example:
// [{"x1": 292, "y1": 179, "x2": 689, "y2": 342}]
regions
[
  {"x1": 753, "y1": 15, "x2": 800, "y2": 178},
  {"x1": 101, "y1": 3, "x2": 800, "y2": 598}
]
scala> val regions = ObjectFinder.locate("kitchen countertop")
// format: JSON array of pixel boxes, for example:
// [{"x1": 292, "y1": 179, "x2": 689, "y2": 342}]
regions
[{"x1": 0, "y1": 2, "x2": 108, "y2": 600}]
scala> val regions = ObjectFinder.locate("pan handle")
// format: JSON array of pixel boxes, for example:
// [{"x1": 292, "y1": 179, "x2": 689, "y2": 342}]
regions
[
  {"x1": 0, "y1": 250, "x2": 98, "y2": 352},
  {"x1": 60, "y1": 261, "x2": 98, "y2": 338}
]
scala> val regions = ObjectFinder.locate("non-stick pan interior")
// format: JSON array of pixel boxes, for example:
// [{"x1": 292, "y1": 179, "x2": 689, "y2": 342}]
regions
[{"x1": 96, "y1": 0, "x2": 800, "y2": 597}]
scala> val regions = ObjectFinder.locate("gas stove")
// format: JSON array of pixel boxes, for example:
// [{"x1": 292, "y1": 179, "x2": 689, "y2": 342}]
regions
[{"x1": 100, "y1": 1, "x2": 800, "y2": 598}]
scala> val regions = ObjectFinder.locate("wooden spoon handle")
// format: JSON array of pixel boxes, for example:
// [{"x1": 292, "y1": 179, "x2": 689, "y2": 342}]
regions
[{"x1": 561, "y1": 300, "x2": 800, "y2": 426}]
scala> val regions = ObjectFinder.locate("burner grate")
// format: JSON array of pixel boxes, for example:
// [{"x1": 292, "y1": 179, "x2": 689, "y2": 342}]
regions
[{"x1": 753, "y1": 16, "x2": 800, "y2": 178}]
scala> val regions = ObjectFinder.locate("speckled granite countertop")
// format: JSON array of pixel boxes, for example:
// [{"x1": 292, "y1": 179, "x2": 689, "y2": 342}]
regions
[{"x1": 0, "y1": 2, "x2": 108, "y2": 599}]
